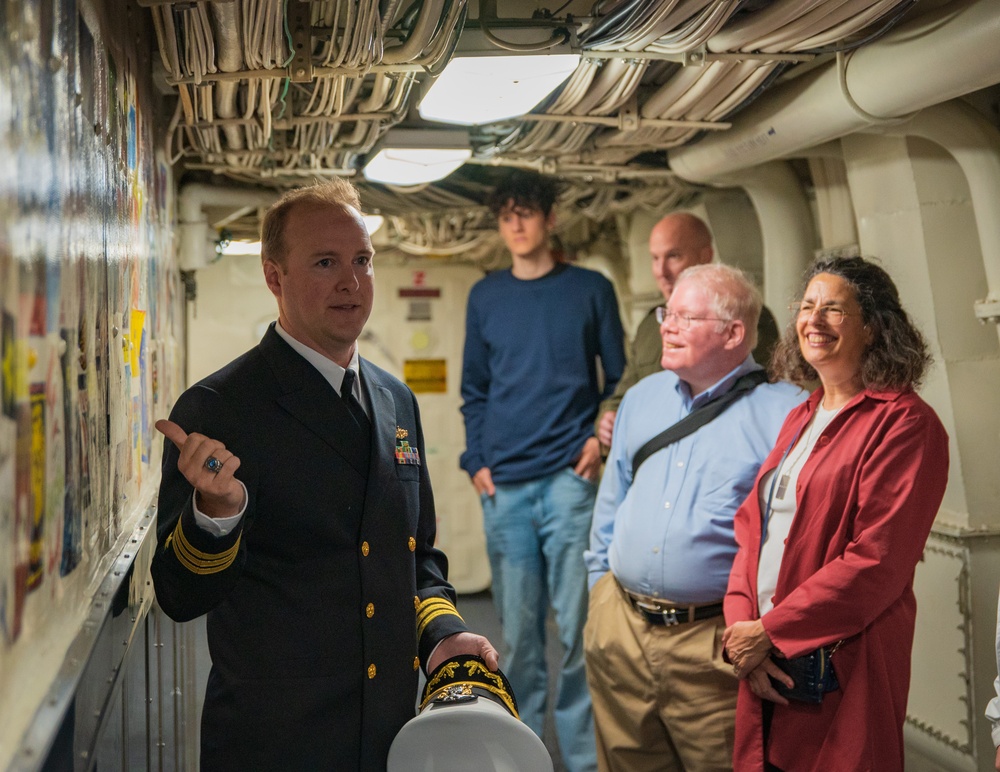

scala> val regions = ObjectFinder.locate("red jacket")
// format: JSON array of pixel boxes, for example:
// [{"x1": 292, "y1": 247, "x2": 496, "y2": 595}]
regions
[{"x1": 725, "y1": 387, "x2": 949, "y2": 772}]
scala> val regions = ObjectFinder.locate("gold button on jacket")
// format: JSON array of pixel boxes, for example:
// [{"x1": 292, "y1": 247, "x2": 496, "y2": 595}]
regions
[
  {"x1": 361, "y1": 541, "x2": 370, "y2": 557},
  {"x1": 407, "y1": 536, "x2": 416, "y2": 552},
  {"x1": 365, "y1": 603, "x2": 375, "y2": 618},
  {"x1": 367, "y1": 664, "x2": 376, "y2": 679}
]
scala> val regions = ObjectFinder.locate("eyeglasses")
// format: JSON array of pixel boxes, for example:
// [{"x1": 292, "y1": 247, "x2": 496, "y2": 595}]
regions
[
  {"x1": 789, "y1": 302, "x2": 852, "y2": 326},
  {"x1": 655, "y1": 306, "x2": 731, "y2": 330}
]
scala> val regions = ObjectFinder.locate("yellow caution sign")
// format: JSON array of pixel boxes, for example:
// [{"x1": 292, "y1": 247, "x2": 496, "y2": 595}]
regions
[{"x1": 403, "y1": 359, "x2": 447, "y2": 394}]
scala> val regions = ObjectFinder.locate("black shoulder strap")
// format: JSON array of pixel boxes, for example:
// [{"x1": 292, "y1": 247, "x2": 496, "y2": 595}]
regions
[{"x1": 631, "y1": 369, "x2": 768, "y2": 479}]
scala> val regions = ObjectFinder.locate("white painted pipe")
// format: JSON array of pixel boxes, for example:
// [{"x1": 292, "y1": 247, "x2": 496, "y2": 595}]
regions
[
  {"x1": 210, "y1": 2, "x2": 242, "y2": 72},
  {"x1": 358, "y1": 73, "x2": 393, "y2": 113},
  {"x1": 669, "y1": 0, "x2": 1000, "y2": 182},
  {"x1": 210, "y1": 2, "x2": 245, "y2": 155},
  {"x1": 714, "y1": 162, "x2": 816, "y2": 328},
  {"x1": 382, "y1": 0, "x2": 447, "y2": 64},
  {"x1": 862, "y1": 100, "x2": 1000, "y2": 328},
  {"x1": 178, "y1": 184, "x2": 277, "y2": 271},
  {"x1": 570, "y1": 59, "x2": 630, "y2": 117},
  {"x1": 808, "y1": 155, "x2": 857, "y2": 250}
]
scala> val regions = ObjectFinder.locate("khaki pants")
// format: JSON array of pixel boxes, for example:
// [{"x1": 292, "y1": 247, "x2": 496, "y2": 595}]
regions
[{"x1": 583, "y1": 573, "x2": 738, "y2": 772}]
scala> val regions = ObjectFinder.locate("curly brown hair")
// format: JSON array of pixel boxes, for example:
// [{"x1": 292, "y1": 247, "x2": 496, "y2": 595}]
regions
[
  {"x1": 486, "y1": 170, "x2": 560, "y2": 217},
  {"x1": 770, "y1": 256, "x2": 932, "y2": 391}
]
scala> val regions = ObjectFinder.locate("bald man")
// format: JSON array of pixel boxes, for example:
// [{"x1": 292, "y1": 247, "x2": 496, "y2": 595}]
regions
[{"x1": 596, "y1": 213, "x2": 779, "y2": 448}]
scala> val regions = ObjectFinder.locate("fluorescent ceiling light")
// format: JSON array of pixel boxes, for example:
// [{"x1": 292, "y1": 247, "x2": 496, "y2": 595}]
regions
[
  {"x1": 362, "y1": 129, "x2": 471, "y2": 186},
  {"x1": 419, "y1": 54, "x2": 580, "y2": 126},
  {"x1": 216, "y1": 216, "x2": 383, "y2": 255},
  {"x1": 364, "y1": 148, "x2": 471, "y2": 186},
  {"x1": 362, "y1": 214, "x2": 385, "y2": 235},
  {"x1": 219, "y1": 239, "x2": 262, "y2": 256}
]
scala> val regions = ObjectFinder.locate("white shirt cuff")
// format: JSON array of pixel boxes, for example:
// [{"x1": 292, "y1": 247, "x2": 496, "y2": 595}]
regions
[
  {"x1": 193, "y1": 480, "x2": 248, "y2": 537},
  {"x1": 427, "y1": 640, "x2": 443, "y2": 670}
]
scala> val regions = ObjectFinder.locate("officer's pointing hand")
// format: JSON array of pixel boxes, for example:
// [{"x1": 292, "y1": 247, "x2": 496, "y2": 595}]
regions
[{"x1": 156, "y1": 419, "x2": 244, "y2": 518}]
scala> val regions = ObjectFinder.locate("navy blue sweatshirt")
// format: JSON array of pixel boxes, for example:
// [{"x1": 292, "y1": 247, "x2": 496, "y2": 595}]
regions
[{"x1": 460, "y1": 263, "x2": 625, "y2": 484}]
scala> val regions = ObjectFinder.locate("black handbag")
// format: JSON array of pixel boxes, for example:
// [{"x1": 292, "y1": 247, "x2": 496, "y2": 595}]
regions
[{"x1": 769, "y1": 647, "x2": 839, "y2": 704}]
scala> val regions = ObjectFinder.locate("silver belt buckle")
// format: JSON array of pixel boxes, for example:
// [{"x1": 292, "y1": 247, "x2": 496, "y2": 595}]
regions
[{"x1": 660, "y1": 608, "x2": 680, "y2": 626}]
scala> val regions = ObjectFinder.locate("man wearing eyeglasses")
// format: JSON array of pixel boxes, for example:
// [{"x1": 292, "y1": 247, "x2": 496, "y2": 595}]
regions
[
  {"x1": 595, "y1": 212, "x2": 779, "y2": 451},
  {"x1": 583, "y1": 264, "x2": 805, "y2": 772}
]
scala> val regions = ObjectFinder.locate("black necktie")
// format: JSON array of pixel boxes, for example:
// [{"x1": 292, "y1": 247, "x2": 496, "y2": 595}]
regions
[{"x1": 341, "y1": 368, "x2": 371, "y2": 432}]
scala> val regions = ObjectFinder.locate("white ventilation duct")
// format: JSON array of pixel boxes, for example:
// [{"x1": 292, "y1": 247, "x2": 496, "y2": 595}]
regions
[
  {"x1": 668, "y1": 0, "x2": 1000, "y2": 183},
  {"x1": 178, "y1": 184, "x2": 277, "y2": 270},
  {"x1": 860, "y1": 100, "x2": 1000, "y2": 327},
  {"x1": 712, "y1": 162, "x2": 816, "y2": 325}
]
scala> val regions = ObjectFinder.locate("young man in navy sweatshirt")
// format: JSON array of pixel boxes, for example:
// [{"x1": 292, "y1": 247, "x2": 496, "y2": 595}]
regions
[{"x1": 460, "y1": 170, "x2": 625, "y2": 772}]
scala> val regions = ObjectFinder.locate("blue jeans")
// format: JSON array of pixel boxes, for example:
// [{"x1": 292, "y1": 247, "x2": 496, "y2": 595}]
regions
[{"x1": 481, "y1": 468, "x2": 598, "y2": 772}]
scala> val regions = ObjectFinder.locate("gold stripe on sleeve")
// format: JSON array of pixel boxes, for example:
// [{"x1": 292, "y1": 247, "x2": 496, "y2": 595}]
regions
[
  {"x1": 170, "y1": 518, "x2": 241, "y2": 575},
  {"x1": 415, "y1": 597, "x2": 464, "y2": 639}
]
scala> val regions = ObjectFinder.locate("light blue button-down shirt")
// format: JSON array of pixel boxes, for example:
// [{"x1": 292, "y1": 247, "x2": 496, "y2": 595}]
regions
[{"x1": 585, "y1": 356, "x2": 806, "y2": 602}]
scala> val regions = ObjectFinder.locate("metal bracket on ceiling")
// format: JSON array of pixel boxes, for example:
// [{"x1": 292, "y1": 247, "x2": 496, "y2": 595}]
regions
[
  {"x1": 288, "y1": 1, "x2": 313, "y2": 83},
  {"x1": 619, "y1": 95, "x2": 639, "y2": 132},
  {"x1": 973, "y1": 298, "x2": 1000, "y2": 325},
  {"x1": 682, "y1": 47, "x2": 709, "y2": 67},
  {"x1": 520, "y1": 112, "x2": 730, "y2": 132},
  {"x1": 539, "y1": 159, "x2": 559, "y2": 175}
]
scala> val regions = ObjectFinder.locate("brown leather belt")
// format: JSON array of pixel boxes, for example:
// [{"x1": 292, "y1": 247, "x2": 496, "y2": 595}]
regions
[{"x1": 621, "y1": 585, "x2": 724, "y2": 627}]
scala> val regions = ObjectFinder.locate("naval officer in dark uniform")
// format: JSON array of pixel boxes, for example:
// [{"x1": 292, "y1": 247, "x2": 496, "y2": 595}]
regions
[{"x1": 151, "y1": 178, "x2": 498, "y2": 770}]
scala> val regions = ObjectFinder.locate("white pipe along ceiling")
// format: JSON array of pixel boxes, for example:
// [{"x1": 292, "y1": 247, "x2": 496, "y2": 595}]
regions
[
  {"x1": 667, "y1": 0, "x2": 1000, "y2": 183},
  {"x1": 861, "y1": 100, "x2": 1000, "y2": 327}
]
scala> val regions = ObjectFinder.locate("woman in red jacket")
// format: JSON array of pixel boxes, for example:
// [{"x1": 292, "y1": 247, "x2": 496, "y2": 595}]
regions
[{"x1": 722, "y1": 256, "x2": 949, "y2": 772}]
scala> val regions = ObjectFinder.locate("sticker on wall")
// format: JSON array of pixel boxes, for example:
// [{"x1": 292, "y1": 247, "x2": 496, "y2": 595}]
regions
[
  {"x1": 130, "y1": 308, "x2": 147, "y2": 475},
  {"x1": 139, "y1": 317, "x2": 150, "y2": 466},
  {"x1": 0, "y1": 413, "x2": 14, "y2": 642},
  {"x1": 23, "y1": 268, "x2": 48, "y2": 594},
  {"x1": 27, "y1": 382, "x2": 46, "y2": 592},
  {"x1": 403, "y1": 359, "x2": 447, "y2": 394},
  {"x1": 1, "y1": 312, "x2": 14, "y2": 419},
  {"x1": 44, "y1": 339, "x2": 65, "y2": 584},
  {"x1": 60, "y1": 327, "x2": 81, "y2": 576},
  {"x1": 410, "y1": 330, "x2": 431, "y2": 352},
  {"x1": 12, "y1": 403, "x2": 31, "y2": 641},
  {"x1": 398, "y1": 286, "x2": 441, "y2": 322},
  {"x1": 406, "y1": 300, "x2": 432, "y2": 322}
]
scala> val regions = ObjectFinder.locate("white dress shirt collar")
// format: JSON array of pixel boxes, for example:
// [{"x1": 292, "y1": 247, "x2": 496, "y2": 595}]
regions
[{"x1": 273, "y1": 320, "x2": 360, "y2": 398}]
